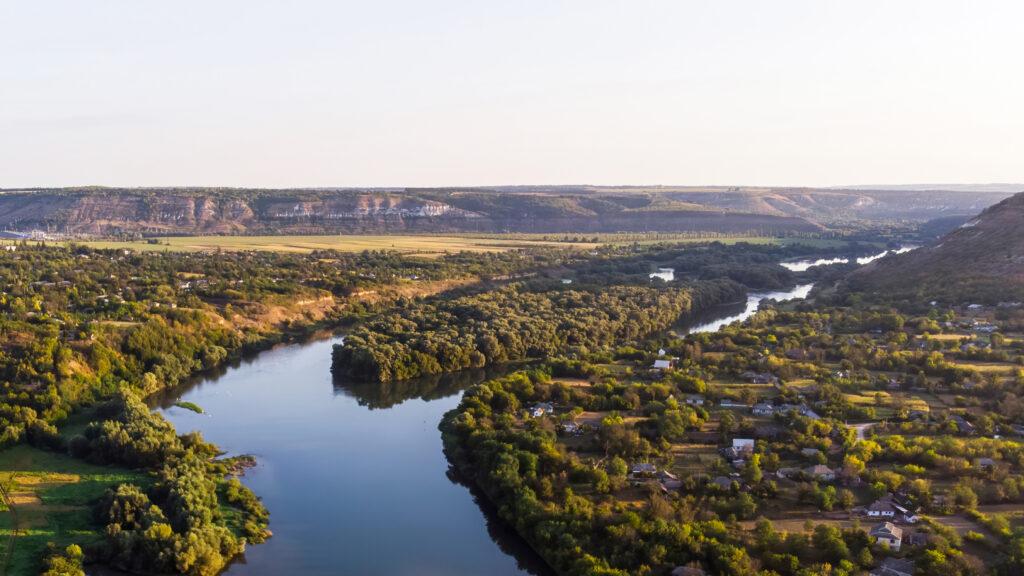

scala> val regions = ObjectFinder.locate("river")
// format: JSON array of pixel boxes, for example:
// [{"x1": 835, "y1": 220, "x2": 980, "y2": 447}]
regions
[
  {"x1": 155, "y1": 343, "x2": 552, "y2": 576},
  {"x1": 779, "y1": 246, "x2": 916, "y2": 272},
  {"x1": 154, "y1": 280, "x2": 821, "y2": 574}
]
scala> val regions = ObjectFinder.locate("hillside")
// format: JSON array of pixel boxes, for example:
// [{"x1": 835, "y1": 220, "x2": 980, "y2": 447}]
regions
[
  {"x1": 0, "y1": 188, "x2": 823, "y2": 237},
  {"x1": 847, "y1": 192, "x2": 1024, "y2": 303},
  {"x1": 0, "y1": 186, "x2": 1010, "y2": 238}
]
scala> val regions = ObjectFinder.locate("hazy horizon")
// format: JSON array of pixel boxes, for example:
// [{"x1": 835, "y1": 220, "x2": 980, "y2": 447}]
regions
[{"x1": 2, "y1": 1, "x2": 1022, "y2": 188}]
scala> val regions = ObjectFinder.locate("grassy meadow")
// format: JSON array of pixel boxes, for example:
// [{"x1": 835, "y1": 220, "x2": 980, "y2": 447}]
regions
[
  {"x1": 0, "y1": 445, "x2": 150, "y2": 575},
  {"x1": 51, "y1": 233, "x2": 852, "y2": 256}
]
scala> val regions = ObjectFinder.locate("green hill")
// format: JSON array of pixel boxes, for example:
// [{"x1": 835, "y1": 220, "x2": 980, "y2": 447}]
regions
[{"x1": 847, "y1": 191, "x2": 1024, "y2": 303}]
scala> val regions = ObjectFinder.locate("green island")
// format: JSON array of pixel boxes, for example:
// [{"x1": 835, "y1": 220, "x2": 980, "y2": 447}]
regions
[{"x1": 173, "y1": 402, "x2": 204, "y2": 414}]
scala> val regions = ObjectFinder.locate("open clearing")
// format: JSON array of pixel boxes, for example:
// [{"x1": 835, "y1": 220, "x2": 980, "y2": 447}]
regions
[
  {"x1": 68, "y1": 235, "x2": 599, "y2": 256},
  {"x1": 0, "y1": 445, "x2": 149, "y2": 575}
]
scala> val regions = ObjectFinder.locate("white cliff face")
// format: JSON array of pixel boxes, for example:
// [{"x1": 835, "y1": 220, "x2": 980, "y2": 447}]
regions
[{"x1": 268, "y1": 197, "x2": 480, "y2": 219}]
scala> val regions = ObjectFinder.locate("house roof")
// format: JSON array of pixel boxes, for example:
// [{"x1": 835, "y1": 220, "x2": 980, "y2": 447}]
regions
[
  {"x1": 871, "y1": 557, "x2": 915, "y2": 576},
  {"x1": 670, "y1": 566, "x2": 706, "y2": 576},
  {"x1": 806, "y1": 464, "x2": 834, "y2": 476},
  {"x1": 652, "y1": 359, "x2": 672, "y2": 369},
  {"x1": 870, "y1": 522, "x2": 903, "y2": 539},
  {"x1": 868, "y1": 496, "x2": 900, "y2": 513},
  {"x1": 732, "y1": 438, "x2": 755, "y2": 448}
]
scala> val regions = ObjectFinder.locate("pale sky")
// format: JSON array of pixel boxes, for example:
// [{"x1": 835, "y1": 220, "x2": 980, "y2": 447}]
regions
[{"x1": 1, "y1": 1, "x2": 1021, "y2": 188}]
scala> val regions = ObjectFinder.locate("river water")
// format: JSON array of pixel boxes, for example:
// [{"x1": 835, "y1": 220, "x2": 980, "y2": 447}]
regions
[
  {"x1": 779, "y1": 246, "x2": 916, "y2": 271},
  {"x1": 155, "y1": 343, "x2": 551, "y2": 576},
  {"x1": 154, "y1": 275, "x2": 825, "y2": 574}
]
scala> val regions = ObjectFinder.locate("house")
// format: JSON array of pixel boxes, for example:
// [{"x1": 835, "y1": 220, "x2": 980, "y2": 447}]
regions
[
  {"x1": 976, "y1": 457, "x2": 997, "y2": 471},
  {"x1": 651, "y1": 358, "x2": 676, "y2": 371},
  {"x1": 742, "y1": 371, "x2": 779, "y2": 385},
  {"x1": 752, "y1": 403, "x2": 775, "y2": 416},
  {"x1": 867, "y1": 495, "x2": 899, "y2": 518},
  {"x1": 670, "y1": 566, "x2": 706, "y2": 576},
  {"x1": 804, "y1": 464, "x2": 836, "y2": 482},
  {"x1": 659, "y1": 471, "x2": 683, "y2": 490},
  {"x1": 776, "y1": 467, "x2": 800, "y2": 479},
  {"x1": 732, "y1": 438, "x2": 755, "y2": 453},
  {"x1": 870, "y1": 557, "x2": 914, "y2": 576},
  {"x1": 799, "y1": 406, "x2": 822, "y2": 420},
  {"x1": 719, "y1": 399, "x2": 749, "y2": 409},
  {"x1": 711, "y1": 476, "x2": 734, "y2": 490},
  {"x1": 722, "y1": 439, "x2": 754, "y2": 461},
  {"x1": 801, "y1": 448, "x2": 822, "y2": 458},
  {"x1": 684, "y1": 394, "x2": 705, "y2": 406},
  {"x1": 630, "y1": 463, "x2": 657, "y2": 477},
  {"x1": 530, "y1": 402, "x2": 554, "y2": 418},
  {"x1": 561, "y1": 421, "x2": 582, "y2": 435},
  {"x1": 560, "y1": 278, "x2": 573, "y2": 285},
  {"x1": 950, "y1": 415, "x2": 976, "y2": 435},
  {"x1": 869, "y1": 522, "x2": 903, "y2": 551}
]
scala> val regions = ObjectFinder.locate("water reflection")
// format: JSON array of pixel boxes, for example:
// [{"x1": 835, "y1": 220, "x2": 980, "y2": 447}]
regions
[
  {"x1": 157, "y1": 338, "x2": 547, "y2": 576},
  {"x1": 332, "y1": 366, "x2": 505, "y2": 410},
  {"x1": 674, "y1": 284, "x2": 814, "y2": 335}
]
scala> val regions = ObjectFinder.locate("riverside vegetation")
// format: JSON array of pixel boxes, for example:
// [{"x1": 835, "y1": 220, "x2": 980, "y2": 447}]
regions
[
  {"x1": 0, "y1": 241, "x2": 626, "y2": 574},
  {"x1": 0, "y1": 239, "x2": 858, "y2": 575}
]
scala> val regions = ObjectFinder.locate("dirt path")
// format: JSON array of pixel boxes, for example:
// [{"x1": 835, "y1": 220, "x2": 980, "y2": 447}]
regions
[{"x1": 852, "y1": 422, "x2": 877, "y2": 440}]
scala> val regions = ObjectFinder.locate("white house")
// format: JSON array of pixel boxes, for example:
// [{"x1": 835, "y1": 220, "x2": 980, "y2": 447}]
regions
[
  {"x1": 684, "y1": 394, "x2": 705, "y2": 406},
  {"x1": 804, "y1": 464, "x2": 836, "y2": 482},
  {"x1": 652, "y1": 359, "x2": 673, "y2": 370},
  {"x1": 867, "y1": 495, "x2": 899, "y2": 518},
  {"x1": 732, "y1": 439, "x2": 755, "y2": 453},
  {"x1": 869, "y1": 522, "x2": 903, "y2": 551}
]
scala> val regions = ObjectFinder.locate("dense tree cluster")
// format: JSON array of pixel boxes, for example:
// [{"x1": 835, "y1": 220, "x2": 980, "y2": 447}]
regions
[
  {"x1": 334, "y1": 280, "x2": 745, "y2": 382},
  {"x1": 70, "y1": 391, "x2": 270, "y2": 576}
]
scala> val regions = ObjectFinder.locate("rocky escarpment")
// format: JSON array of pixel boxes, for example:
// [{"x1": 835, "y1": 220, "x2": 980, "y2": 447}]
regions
[{"x1": 0, "y1": 188, "x2": 826, "y2": 236}]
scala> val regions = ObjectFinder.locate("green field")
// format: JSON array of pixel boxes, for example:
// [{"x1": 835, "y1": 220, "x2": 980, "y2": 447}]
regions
[
  {"x1": 68, "y1": 234, "x2": 599, "y2": 256},
  {"x1": 0, "y1": 445, "x2": 150, "y2": 575},
  {"x1": 58, "y1": 233, "x2": 852, "y2": 256}
]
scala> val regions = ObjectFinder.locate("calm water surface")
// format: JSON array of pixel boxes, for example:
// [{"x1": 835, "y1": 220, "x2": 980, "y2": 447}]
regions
[
  {"x1": 676, "y1": 283, "x2": 814, "y2": 335},
  {"x1": 156, "y1": 339, "x2": 552, "y2": 576}
]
